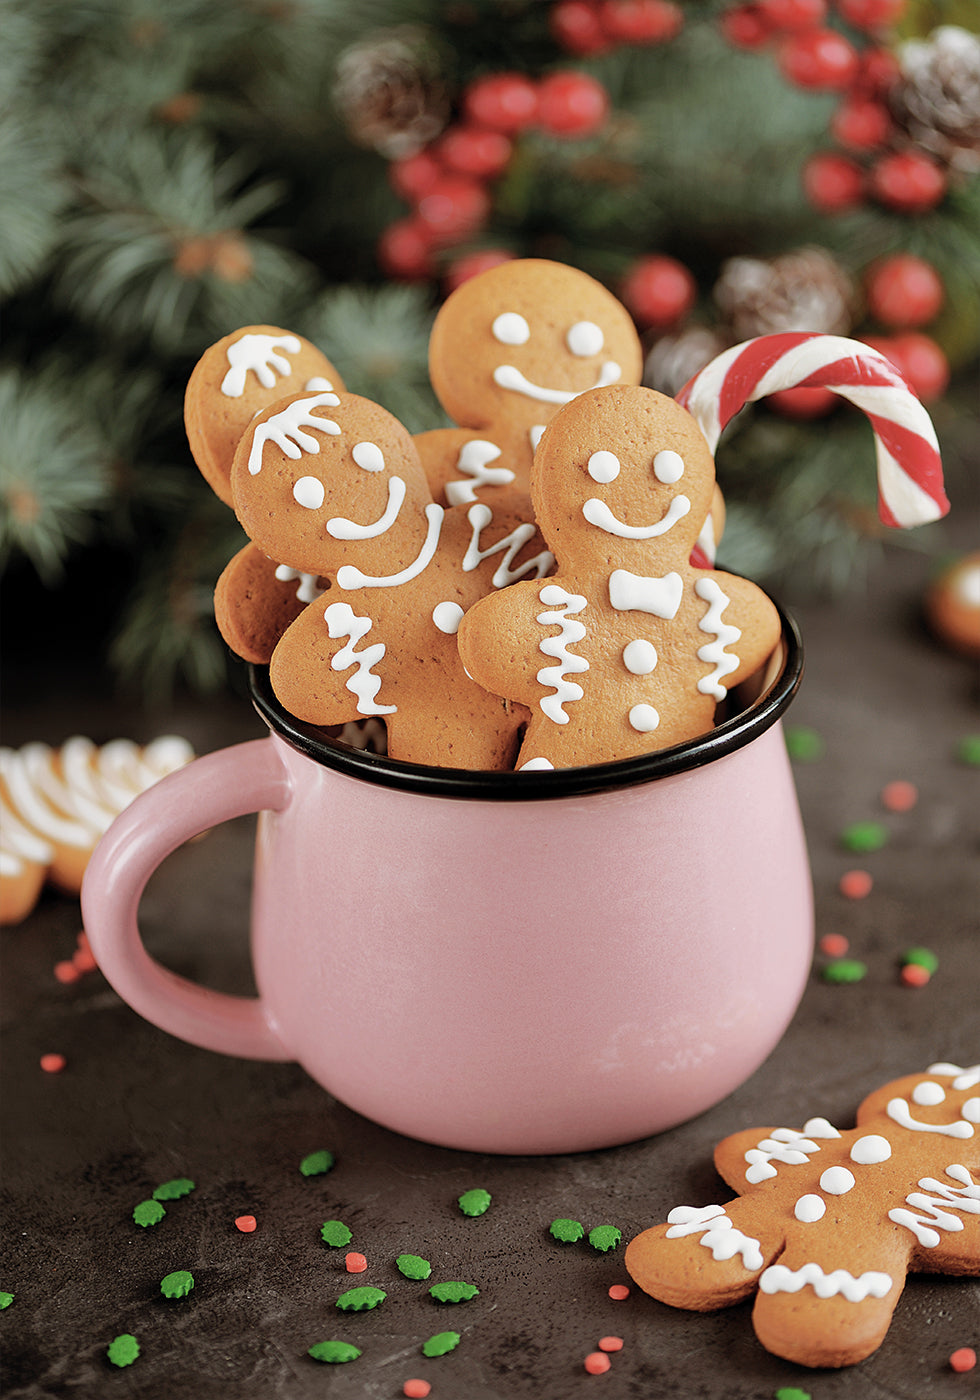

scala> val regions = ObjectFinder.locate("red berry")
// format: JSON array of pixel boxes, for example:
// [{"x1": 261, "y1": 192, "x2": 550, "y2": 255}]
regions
[
  {"x1": 836, "y1": 0, "x2": 906, "y2": 31},
  {"x1": 415, "y1": 176, "x2": 490, "y2": 243},
  {"x1": 831, "y1": 96, "x2": 892, "y2": 150},
  {"x1": 389, "y1": 149, "x2": 443, "y2": 204},
  {"x1": 885, "y1": 331, "x2": 950, "y2": 400},
  {"x1": 463, "y1": 72, "x2": 539, "y2": 133},
  {"x1": 866, "y1": 253, "x2": 944, "y2": 327},
  {"x1": 769, "y1": 385, "x2": 838, "y2": 417},
  {"x1": 719, "y1": 5, "x2": 773, "y2": 48},
  {"x1": 443, "y1": 248, "x2": 515, "y2": 292},
  {"x1": 853, "y1": 45, "x2": 901, "y2": 98},
  {"x1": 438, "y1": 126, "x2": 512, "y2": 180},
  {"x1": 620, "y1": 254, "x2": 696, "y2": 328},
  {"x1": 869, "y1": 150, "x2": 946, "y2": 212},
  {"x1": 536, "y1": 70, "x2": 610, "y2": 137},
  {"x1": 779, "y1": 28, "x2": 859, "y2": 89},
  {"x1": 757, "y1": 0, "x2": 827, "y2": 30},
  {"x1": 550, "y1": 0, "x2": 614, "y2": 55},
  {"x1": 802, "y1": 151, "x2": 865, "y2": 211},
  {"x1": 377, "y1": 218, "x2": 436, "y2": 280},
  {"x1": 597, "y1": 0, "x2": 683, "y2": 43}
]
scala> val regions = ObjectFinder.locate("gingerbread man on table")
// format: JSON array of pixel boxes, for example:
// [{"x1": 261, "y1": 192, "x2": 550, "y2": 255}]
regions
[
  {"x1": 456, "y1": 384, "x2": 780, "y2": 771},
  {"x1": 229, "y1": 386, "x2": 552, "y2": 769},
  {"x1": 625, "y1": 1062, "x2": 980, "y2": 1368},
  {"x1": 184, "y1": 325, "x2": 346, "y2": 663}
]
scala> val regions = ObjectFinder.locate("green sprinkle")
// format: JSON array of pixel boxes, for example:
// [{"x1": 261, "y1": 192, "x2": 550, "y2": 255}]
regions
[
  {"x1": 307, "y1": 1339, "x2": 362, "y2": 1364},
  {"x1": 336, "y1": 1286, "x2": 386, "y2": 1312},
  {"x1": 300, "y1": 1149, "x2": 335, "y2": 1177},
  {"x1": 107, "y1": 1333, "x2": 140, "y2": 1368},
  {"x1": 839, "y1": 821, "x2": 889, "y2": 853},
  {"x1": 775, "y1": 1388, "x2": 811, "y2": 1400},
  {"x1": 588, "y1": 1225, "x2": 622, "y2": 1253},
  {"x1": 429, "y1": 1281, "x2": 479, "y2": 1304},
  {"x1": 0, "y1": 1292, "x2": 14, "y2": 1310},
  {"x1": 903, "y1": 946, "x2": 939, "y2": 972},
  {"x1": 160, "y1": 1270, "x2": 194, "y2": 1299},
  {"x1": 457, "y1": 1188, "x2": 492, "y2": 1217},
  {"x1": 422, "y1": 1330, "x2": 461, "y2": 1358},
  {"x1": 821, "y1": 958, "x2": 868, "y2": 984},
  {"x1": 320, "y1": 1220, "x2": 353, "y2": 1248},
  {"x1": 152, "y1": 1178, "x2": 195, "y2": 1201},
  {"x1": 549, "y1": 1218, "x2": 584, "y2": 1243},
  {"x1": 133, "y1": 1199, "x2": 166, "y2": 1228},
  {"x1": 784, "y1": 725, "x2": 824, "y2": 762},
  {"x1": 396, "y1": 1253, "x2": 432, "y2": 1280},
  {"x1": 956, "y1": 734, "x2": 980, "y2": 766}
]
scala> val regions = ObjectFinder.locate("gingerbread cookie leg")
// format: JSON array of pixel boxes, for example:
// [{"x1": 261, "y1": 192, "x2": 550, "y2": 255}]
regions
[{"x1": 215, "y1": 542, "x2": 325, "y2": 666}]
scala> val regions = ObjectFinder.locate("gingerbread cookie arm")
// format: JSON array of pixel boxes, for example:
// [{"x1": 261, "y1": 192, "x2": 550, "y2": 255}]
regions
[
  {"x1": 270, "y1": 598, "x2": 395, "y2": 729},
  {"x1": 214, "y1": 543, "x2": 322, "y2": 666},
  {"x1": 456, "y1": 580, "x2": 565, "y2": 714},
  {"x1": 691, "y1": 571, "x2": 782, "y2": 701},
  {"x1": 414, "y1": 426, "x2": 530, "y2": 510}
]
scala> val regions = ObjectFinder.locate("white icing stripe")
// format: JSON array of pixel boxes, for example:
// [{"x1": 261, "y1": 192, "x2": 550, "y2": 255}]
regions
[
  {"x1": 493, "y1": 360, "x2": 621, "y2": 403},
  {"x1": 536, "y1": 586, "x2": 588, "y2": 724},
  {"x1": 582, "y1": 493, "x2": 690, "y2": 540},
  {"x1": 744, "y1": 1129, "x2": 824, "y2": 1184},
  {"x1": 247, "y1": 393, "x2": 341, "y2": 475},
  {"x1": 929, "y1": 1064, "x2": 980, "y2": 1091},
  {"x1": 887, "y1": 1096, "x2": 975, "y2": 1139},
  {"x1": 666, "y1": 1205, "x2": 764, "y2": 1271},
  {"x1": 337, "y1": 504, "x2": 444, "y2": 589},
  {"x1": 759, "y1": 1263, "x2": 893, "y2": 1302},
  {"x1": 327, "y1": 475, "x2": 407, "y2": 540},
  {"x1": 445, "y1": 440, "x2": 515, "y2": 507},
  {"x1": 695, "y1": 577, "x2": 741, "y2": 699},
  {"x1": 221, "y1": 333, "x2": 301, "y2": 397},
  {"x1": 887, "y1": 1165, "x2": 980, "y2": 1249},
  {"x1": 274, "y1": 565, "x2": 324, "y2": 605},
  {"x1": 609, "y1": 569, "x2": 683, "y2": 619},
  {"x1": 461, "y1": 504, "x2": 553, "y2": 588},
  {"x1": 0, "y1": 749, "x2": 93, "y2": 848},
  {"x1": 324, "y1": 603, "x2": 396, "y2": 715}
]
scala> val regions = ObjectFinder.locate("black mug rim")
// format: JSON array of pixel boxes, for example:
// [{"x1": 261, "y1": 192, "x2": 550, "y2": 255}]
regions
[{"x1": 248, "y1": 598, "x2": 803, "y2": 802}]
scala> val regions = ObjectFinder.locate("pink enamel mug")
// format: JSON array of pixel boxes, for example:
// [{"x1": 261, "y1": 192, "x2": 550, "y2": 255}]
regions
[{"x1": 82, "y1": 604, "x2": 811, "y2": 1155}]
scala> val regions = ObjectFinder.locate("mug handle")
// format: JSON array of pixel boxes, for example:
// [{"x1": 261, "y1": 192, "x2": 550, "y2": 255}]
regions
[{"x1": 81, "y1": 737, "x2": 292, "y2": 1061}]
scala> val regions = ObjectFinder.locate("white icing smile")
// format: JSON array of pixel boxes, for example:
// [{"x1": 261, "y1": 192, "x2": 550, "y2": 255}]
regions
[
  {"x1": 583, "y1": 493, "x2": 691, "y2": 539},
  {"x1": 327, "y1": 476, "x2": 407, "y2": 541},
  {"x1": 493, "y1": 360, "x2": 622, "y2": 404}
]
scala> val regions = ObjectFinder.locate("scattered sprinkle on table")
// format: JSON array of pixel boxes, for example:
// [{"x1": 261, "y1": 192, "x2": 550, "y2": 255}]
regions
[
  {"x1": 784, "y1": 725, "x2": 824, "y2": 762},
  {"x1": 950, "y1": 1347, "x2": 976, "y2": 1373},
  {"x1": 588, "y1": 1225, "x2": 621, "y2": 1252},
  {"x1": 106, "y1": 1333, "x2": 140, "y2": 1368},
  {"x1": 584, "y1": 1351, "x2": 611, "y2": 1374},
  {"x1": 598, "y1": 1336, "x2": 623, "y2": 1352},
  {"x1": 54, "y1": 960, "x2": 81, "y2": 984},
  {"x1": 956, "y1": 735, "x2": 980, "y2": 766},
  {"x1": 320, "y1": 1220, "x2": 353, "y2": 1248},
  {"x1": 397, "y1": 1253, "x2": 432, "y2": 1280},
  {"x1": 133, "y1": 1199, "x2": 166, "y2": 1228},
  {"x1": 839, "y1": 820, "x2": 889, "y2": 853},
  {"x1": 403, "y1": 1381, "x2": 432, "y2": 1399},
  {"x1": 160, "y1": 1270, "x2": 194, "y2": 1299},
  {"x1": 345, "y1": 1252, "x2": 368, "y2": 1273},
  {"x1": 153, "y1": 1178, "x2": 195, "y2": 1201},
  {"x1": 774, "y1": 1388, "x2": 811, "y2": 1400},
  {"x1": 0, "y1": 1292, "x2": 14, "y2": 1310},
  {"x1": 300, "y1": 1148, "x2": 335, "y2": 1177},
  {"x1": 821, "y1": 959, "x2": 868, "y2": 984},
  {"x1": 422, "y1": 1330, "x2": 460, "y2": 1357},
  {"x1": 235, "y1": 1215, "x2": 257, "y2": 1233},
  {"x1": 429, "y1": 1281, "x2": 479, "y2": 1304},
  {"x1": 900, "y1": 963, "x2": 932, "y2": 988},
  {"x1": 39, "y1": 1053, "x2": 66, "y2": 1074},
  {"x1": 550, "y1": 1218, "x2": 584, "y2": 1243},
  {"x1": 839, "y1": 869, "x2": 873, "y2": 900},
  {"x1": 608, "y1": 1284, "x2": 630, "y2": 1301},
  {"x1": 881, "y1": 779, "x2": 918, "y2": 812},
  {"x1": 903, "y1": 946, "x2": 939, "y2": 973},
  {"x1": 307, "y1": 1339, "x2": 362, "y2": 1364},
  {"x1": 336, "y1": 1286, "x2": 386, "y2": 1312},
  {"x1": 457, "y1": 1188, "x2": 492, "y2": 1217},
  {"x1": 818, "y1": 932, "x2": 849, "y2": 958}
]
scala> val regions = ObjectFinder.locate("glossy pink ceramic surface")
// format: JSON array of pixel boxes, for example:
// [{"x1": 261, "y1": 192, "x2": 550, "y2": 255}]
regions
[{"x1": 82, "y1": 693, "x2": 813, "y2": 1154}]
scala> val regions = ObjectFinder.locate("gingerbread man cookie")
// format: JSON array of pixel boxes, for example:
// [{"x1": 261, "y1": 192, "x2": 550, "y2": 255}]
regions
[
  {"x1": 229, "y1": 386, "x2": 553, "y2": 769},
  {"x1": 625, "y1": 1062, "x2": 980, "y2": 1368},
  {"x1": 456, "y1": 384, "x2": 781, "y2": 770}
]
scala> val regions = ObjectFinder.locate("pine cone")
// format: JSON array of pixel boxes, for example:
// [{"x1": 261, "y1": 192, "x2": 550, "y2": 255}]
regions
[
  {"x1": 643, "y1": 325, "x2": 731, "y2": 398},
  {"x1": 713, "y1": 247, "x2": 857, "y2": 342},
  {"x1": 333, "y1": 26, "x2": 450, "y2": 159},
  {"x1": 890, "y1": 26, "x2": 980, "y2": 174}
]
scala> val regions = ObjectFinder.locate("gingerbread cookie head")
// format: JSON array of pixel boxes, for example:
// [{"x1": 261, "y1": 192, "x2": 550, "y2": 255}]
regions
[
  {"x1": 427, "y1": 258, "x2": 643, "y2": 436},
  {"x1": 230, "y1": 388, "x2": 435, "y2": 581},
  {"x1": 185, "y1": 326, "x2": 343, "y2": 506}
]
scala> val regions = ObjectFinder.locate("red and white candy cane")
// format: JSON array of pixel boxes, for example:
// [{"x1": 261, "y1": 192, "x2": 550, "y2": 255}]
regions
[{"x1": 677, "y1": 332, "x2": 948, "y2": 531}]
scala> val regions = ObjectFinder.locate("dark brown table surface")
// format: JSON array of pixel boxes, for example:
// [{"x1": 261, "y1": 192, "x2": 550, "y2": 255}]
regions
[{"x1": 2, "y1": 532, "x2": 977, "y2": 1400}]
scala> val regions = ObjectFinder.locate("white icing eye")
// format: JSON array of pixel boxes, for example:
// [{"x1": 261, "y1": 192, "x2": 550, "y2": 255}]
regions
[
  {"x1": 432, "y1": 601, "x2": 464, "y2": 635},
  {"x1": 587, "y1": 450, "x2": 620, "y2": 483},
  {"x1": 352, "y1": 441, "x2": 385, "y2": 472},
  {"x1": 566, "y1": 320, "x2": 604, "y2": 356},
  {"x1": 623, "y1": 640, "x2": 657, "y2": 675},
  {"x1": 850, "y1": 1134, "x2": 892, "y2": 1165},
  {"x1": 794, "y1": 1195, "x2": 826, "y2": 1223},
  {"x1": 492, "y1": 312, "x2": 530, "y2": 346},
  {"x1": 293, "y1": 475, "x2": 325, "y2": 510},
  {"x1": 654, "y1": 450, "x2": 685, "y2": 484},
  {"x1": 629, "y1": 704, "x2": 660, "y2": 733},
  {"x1": 964, "y1": 1097, "x2": 980, "y2": 1122},
  {"x1": 819, "y1": 1166, "x2": 855, "y2": 1195},
  {"x1": 304, "y1": 376, "x2": 333, "y2": 391},
  {"x1": 911, "y1": 1081, "x2": 946, "y2": 1106}
]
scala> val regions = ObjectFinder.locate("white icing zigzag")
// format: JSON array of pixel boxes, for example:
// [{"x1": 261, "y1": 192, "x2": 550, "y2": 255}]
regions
[{"x1": 759, "y1": 1263, "x2": 893, "y2": 1302}]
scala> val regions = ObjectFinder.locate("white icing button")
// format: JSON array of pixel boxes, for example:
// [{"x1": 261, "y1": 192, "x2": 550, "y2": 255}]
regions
[
  {"x1": 520, "y1": 756, "x2": 554, "y2": 771},
  {"x1": 492, "y1": 312, "x2": 530, "y2": 346},
  {"x1": 629, "y1": 704, "x2": 660, "y2": 733},
  {"x1": 566, "y1": 320, "x2": 604, "y2": 357},
  {"x1": 623, "y1": 639, "x2": 657, "y2": 675},
  {"x1": 304, "y1": 376, "x2": 333, "y2": 391},
  {"x1": 794, "y1": 1194, "x2": 826, "y2": 1224},
  {"x1": 293, "y1": 475, "x2": 325, "y2": 510},
  {"x1": 653, "y1": 449, "x2": 684, "y2": 484},
  {"x1": 432, "y1": 601, "x2": 464, "y2": 635},
  {"x1": 912, "y1": 1081, "x2": 947, "y2": 1106},
  {"x1": 587, "y1": 450, "x2": 620, "y2": 483},
  {"x1": 849, "y1": 1134, "x2": 892, "y2": 1165},
  {"x1": 819, "y1": 1166, "x2": 856, "y2": 1195},
  {"x1": 352, "y1": 441, "x2": 385, "y2": 472},
  {"x1": 964, "y1": 1097, "x2": 980, "y2": 1123}
]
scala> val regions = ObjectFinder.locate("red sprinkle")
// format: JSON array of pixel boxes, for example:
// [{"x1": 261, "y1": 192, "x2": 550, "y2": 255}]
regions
[
  {"x1": 598, "y1": 1336, "x2": 623, "y2": 1352},
  {"x1": 950, "y1": 1347, "x2": 976, "y2": 1373},
  {"x1": 403, "y1": 1382, "x2": 431, "y2": 1399},
  {"x1": 72, "y1": 946, "x2": 98, "y2": 973},
  {"x1": 881, "y1": 780, "x2": 918, "y2": 812},
  {"x1": 819, "y1": 933, "x2": 850, "y2": 958},
  {"x1": 345, "y1": 1251, "x2": 368, "y2": 1273},
  {"x1": 54, "y1": 960, "x2": 81, "y2": 984},
  {"x1": 900, "y1": 963, "x2": 931, "y2": 988},
  {"x1": 40, "y1": 1053, "x2": 66, "y2": 1073},
  {"x1": 585, "y1": 1352, "x2": 611, "y2": 1374},
  {"x1": 608, "y1": 1284, "x2": 630, "y2": 1301},
  {"x1": 839, "y1": 869, "x2": 873, "y2": 900},
  {"x1": 235, "y1": 1215, "x2": 257, "y2": 1233}
]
